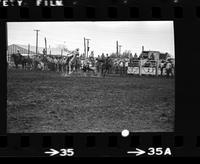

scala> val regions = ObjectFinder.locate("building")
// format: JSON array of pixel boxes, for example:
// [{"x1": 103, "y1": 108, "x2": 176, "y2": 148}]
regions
[
  {"x1": 7, "y1": 44, "x2": 38, "y2": 64},
  {"x1": 139, "y1": 50, "x2": 170, "y2": 61},
  {"x1": 7, "y1": 44, "x2": 36, "y2": 55},
  {"x1": 7, "y1": 44, "x2": 72, "y2": 63}
]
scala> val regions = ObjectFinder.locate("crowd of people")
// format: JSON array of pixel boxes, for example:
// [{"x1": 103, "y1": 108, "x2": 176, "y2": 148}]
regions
[
  {"x1": 9, "y1": 49, "x2": 175, "y2": 77},
  {"x1": 159, "y1": 59, "x2": 175, "y2": 77}
]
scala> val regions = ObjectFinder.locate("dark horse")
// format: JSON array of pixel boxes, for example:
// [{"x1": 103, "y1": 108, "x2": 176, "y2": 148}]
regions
[
  {"x1": 82, "y1": 64, "x2": 95, "y2": 74},
  {"x1": 96, "y1": 57, "x2": 112, "y2": 77},
  {"x1": 11, "y1": 53, "x2": 32, "y2": 69}
]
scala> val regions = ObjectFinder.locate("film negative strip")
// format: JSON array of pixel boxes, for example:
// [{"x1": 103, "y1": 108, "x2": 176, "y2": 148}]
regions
[{"x1": 0, "y1": 0, "x2": 200, "y2": 158}]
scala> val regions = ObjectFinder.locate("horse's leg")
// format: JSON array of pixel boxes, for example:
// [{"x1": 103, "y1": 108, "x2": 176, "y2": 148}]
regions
[
  {"x1": 105, "y1": 68, "x2": 109, "y2": 77},
  {"x1": 102, "y1": 68, "x2": 105, "y2": 77},
  {"x1": 101, "y1": 67, "x2": 103, "y2": 75},
  {"x1": 62, "y1": 64, "x2": 64, "y2": 72},
  {"x1": 23, "y1": 63, "x2": 25, "y2": 70},
  {"x1": 106, "y1": 68, "x2": 108, "y2": 75},
  {"x1": 27, "y1": 62, "x2": 29, "y2": 70},
  {"x1": 103, "y1": 67, "x2": 106, "y2": 77},
  {"x1": 103, "y1": 68, "x2": 105, "y2": 77},
  {"x1": 103, "y1": 69, "x2": 106, "y2": 77},
  {"x1": 65, "y1": 64, "x2": 67, "y2": 74}
]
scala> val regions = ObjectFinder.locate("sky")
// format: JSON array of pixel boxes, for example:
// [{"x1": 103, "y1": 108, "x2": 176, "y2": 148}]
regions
[{"x1": 7, "y1": 21, "x2": 175, "y2": 57}]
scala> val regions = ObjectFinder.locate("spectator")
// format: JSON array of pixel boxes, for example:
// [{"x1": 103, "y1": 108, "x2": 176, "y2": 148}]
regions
[
  {"x1": 160, "y1": 60, "x2": 165, "y2": 76},
  {"x1": 119, "y1": 61, "x2": 124, "y2": 76},
  {"x1": 101, "y1": 53, "x2": 105, "y2": 59},
  {"x1": 165, "y1": 61, "x2": 172, "y2": 78}
]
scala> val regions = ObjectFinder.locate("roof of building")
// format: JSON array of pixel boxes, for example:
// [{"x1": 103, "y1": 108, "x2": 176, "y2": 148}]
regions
[
  {"x1": 7, "y1": 44, "x2": 71, "y2": 56},
  {"x1": 7, "y1": 44, "x2": 37, "y2": 55}
]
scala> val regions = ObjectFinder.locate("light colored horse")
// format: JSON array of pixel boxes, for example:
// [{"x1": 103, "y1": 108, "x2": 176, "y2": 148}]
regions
[{"x1": 38, "y1": 61, "x2": 45, "y2": 70}]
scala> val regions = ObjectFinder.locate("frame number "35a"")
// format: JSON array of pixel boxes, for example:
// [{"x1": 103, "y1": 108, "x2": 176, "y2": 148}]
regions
[{"x1": 147, "y1": 147, "x2": 172, "y2": 156}]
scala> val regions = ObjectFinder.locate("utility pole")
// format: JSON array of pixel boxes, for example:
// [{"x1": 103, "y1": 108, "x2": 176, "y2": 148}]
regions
[
  {"x1": 85, "y1": 38, "x2": 90, "y2": 58},
  {"x1": 61, "y1": 49, "x2": 63, "y2": 57},
  {"x1": 63, "y1": 41, "x2": 66, "y2": 56},
  {"x1": 45, "y1": 37, "x2": 47, "y2": 55},
  {"x1": 116, "y1": 41, "x2": 122, "y2": 57},
  {"x1": 28, "y1": 44, "x2": 30, "y2": 56},
  {"x1": 34, "y1": 29, "x2": 40, "y2": 55},
  {"x1": 84, "y1": 37, "x2": 86, "y2": 58},
  {"x1": 87, "y1": 39, "x2": 89, "y2": 58},
  {"x1": 119, "y1": 45, "x2": 122, "y2": 55},
  {"x1": 49, "y1": 45, "x2": 51, "y2": 55},
  {"x1": 116, "y1": 41, "x2": 118, "y2": 57}
]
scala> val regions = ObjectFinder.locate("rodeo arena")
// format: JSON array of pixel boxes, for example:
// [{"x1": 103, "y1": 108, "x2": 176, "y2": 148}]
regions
[{"x1": 7, "y1": 40, "x2": 175, "y2": 133}]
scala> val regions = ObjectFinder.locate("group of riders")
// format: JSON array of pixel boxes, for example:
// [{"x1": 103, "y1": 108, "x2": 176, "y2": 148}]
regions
[
  {"x1": 9, "y1": 49, "x2": 113, "y2": 77},
  {"x1": 9, "y1": 49, "x2": 175, "y2": 77}
]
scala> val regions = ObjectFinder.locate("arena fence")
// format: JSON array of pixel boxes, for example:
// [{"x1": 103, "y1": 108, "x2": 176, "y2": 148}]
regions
[{"x1": 127, "y1": 59, "x2": 167, "y2": 76}]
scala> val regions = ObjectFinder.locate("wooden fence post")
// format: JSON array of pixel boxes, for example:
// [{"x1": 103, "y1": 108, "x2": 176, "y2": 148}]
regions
[
  {"x1": 155, "y1": 60, "x2": 159, "y2": 76},
  {"x1": 139, "y1": 59, "x2": 142, "y2": 76}
]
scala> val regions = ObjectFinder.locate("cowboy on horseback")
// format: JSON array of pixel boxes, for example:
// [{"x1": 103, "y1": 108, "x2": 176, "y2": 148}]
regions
[
  {"x1": 96, "y1": 53, "x2": 112, "y2": 77},
  {"x1": 11, "y1": 49, "x2": 22, "y2": 69}
]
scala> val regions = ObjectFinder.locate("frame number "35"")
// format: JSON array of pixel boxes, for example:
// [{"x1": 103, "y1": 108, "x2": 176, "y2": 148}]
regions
[{"x1": 60, "y1": 149, "x2": 74, "y2": 156}]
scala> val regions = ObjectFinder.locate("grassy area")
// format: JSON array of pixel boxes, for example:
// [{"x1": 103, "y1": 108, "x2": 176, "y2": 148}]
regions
[{"x1": 7, "y1": 70, "x2": 175, "y2": 132}]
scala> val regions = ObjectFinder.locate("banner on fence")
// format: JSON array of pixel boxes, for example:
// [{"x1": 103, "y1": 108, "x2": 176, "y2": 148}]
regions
[
  {"x1": 127, "y1": 67, "x2": 157, "y2": 75},
  {"x1": 127, "y1": 67, "x2": 139, "y2": 74}
]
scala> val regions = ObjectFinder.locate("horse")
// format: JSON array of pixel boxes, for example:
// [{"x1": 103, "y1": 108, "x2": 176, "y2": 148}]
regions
[
  {"x1": 11, "y1": 53, "x2": 32, "y2": 69},
  {"x1": 11, "y1": 53, "x2": 22, "y2": 69},
  {"x1": 40, "y1": 55, "x2": 49, "y2": 71},
  {"x1": 23, "y1": 56, "x2": 33, "y2": 70},
  {"x1": 67, "y1": 53, "x2": 80, "y2": 74},
  {"x1": 82, "y1": 64, "x2": 96, "y2": 75},
  {"x1": 96, "y1": 57, "x2": 112, "y2": 77},
  {"x1": 71, "y1": 57, "x2": 81, "y2": 72}
]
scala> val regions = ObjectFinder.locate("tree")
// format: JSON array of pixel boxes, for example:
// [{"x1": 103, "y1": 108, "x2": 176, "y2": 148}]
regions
[
  {"x1": 110, "y1": 53, "x2": 117, "y2": 58},
  {"x1": 133, "y1": 53, "x2": 138, "y2": 59},
  {"x1": 130, "y1": 53, "x2": 133, "y2": 58},
  {"x1": 122, "y1": 50, "x2": 132, "y2": 58}
]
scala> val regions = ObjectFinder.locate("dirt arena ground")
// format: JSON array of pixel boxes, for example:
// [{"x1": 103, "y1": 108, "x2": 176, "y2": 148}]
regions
[{"x1": 7, "y1": 70, "x2": 175, "y2": 133}]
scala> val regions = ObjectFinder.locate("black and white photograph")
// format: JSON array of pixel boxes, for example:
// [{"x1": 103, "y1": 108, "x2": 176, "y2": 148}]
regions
[{"x1": 7, "y1": 21, "x2": 175, "y2": 133}]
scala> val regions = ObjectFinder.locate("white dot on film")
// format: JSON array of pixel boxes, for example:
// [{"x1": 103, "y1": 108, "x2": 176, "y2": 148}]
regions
[{"x1": 121, "y1": 129, "x2": 129, "y2": 137}]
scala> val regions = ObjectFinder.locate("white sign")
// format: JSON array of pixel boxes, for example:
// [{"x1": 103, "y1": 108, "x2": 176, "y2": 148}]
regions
[{"x1": 127, "y1": 67, "x2": 139, "y2": 74}]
